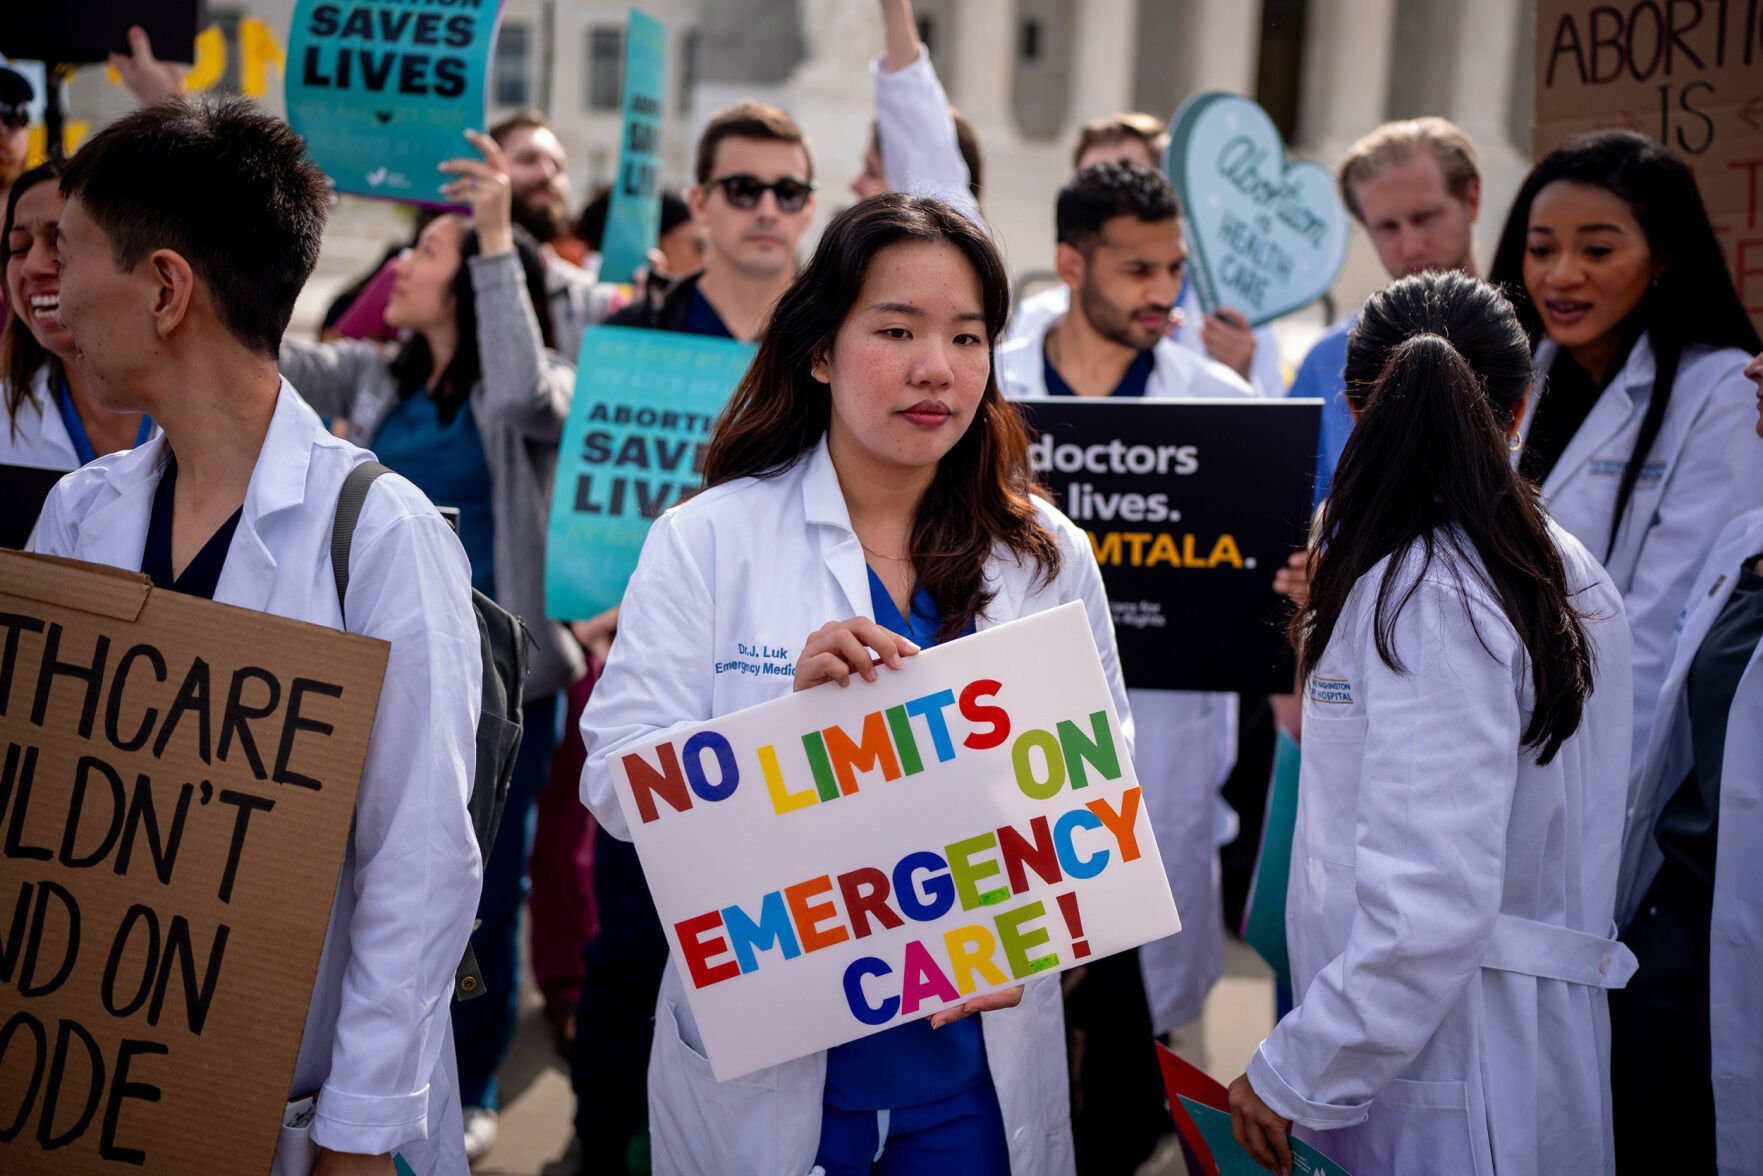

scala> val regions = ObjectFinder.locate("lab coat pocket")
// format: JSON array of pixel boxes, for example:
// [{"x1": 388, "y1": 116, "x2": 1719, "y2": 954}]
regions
[
  {"x1": 652, "y1": 997, "x2": 781, "y2": 1175},
  {"x1": 271, "y1": 1096, "x2": 319, "y2": 1176},
  {"x1": 1337, "y1": 1078, "x2": 1485, "y2": 1176}
]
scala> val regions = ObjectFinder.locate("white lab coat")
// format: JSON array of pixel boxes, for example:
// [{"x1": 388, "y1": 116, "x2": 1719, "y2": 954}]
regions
[
  {"x1": 995, "y1": 319, "x2": 1249, "y2": 1032},
  {"x1": 2, "y1": 365, "x2": 89, "y2": 470},
  {"x1": 1006, "y1": 283, "x2": 1287, "y2": 398},
  {"x1": 1617, "y1": 507, "x2": 1763, "y2": 1175},
  {"x1": 30, "y1": 382, "x2": 483, "y2": 1174},
  {"x1": 872, "y1": 46, "x2": 983, "y2": 227},
  {"x1": 1522, "y1": 336, "x2": 1763, "y2": 795},
  {"x1": 580, "y1": 436, "x2": 1131, "y2": 1176},
  {"x1": 1247, "y1": 522, "x2": 1636, "y2": 1175}
]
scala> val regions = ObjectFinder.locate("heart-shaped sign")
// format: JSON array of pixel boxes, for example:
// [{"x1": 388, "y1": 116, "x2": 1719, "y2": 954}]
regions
[{"x1": 1164, "y1": 93, "x2": 1349, "y2": 327}]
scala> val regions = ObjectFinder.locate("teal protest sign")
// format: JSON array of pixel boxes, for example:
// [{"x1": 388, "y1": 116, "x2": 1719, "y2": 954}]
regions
[
  {"x1": 545, "y1": 326, "x2": 755, "y2": 620},
  {"x1": 598, "y1": 10, "x2": 670, "y2": 284},
  {"x1": 1180, "y1": 1099, "x2": 1352, "y2": 1176},
  {"x1": 285, "y1": 0, "x2": 502, "y2": 206},
  {"x1": 1164, "y1": 93, "x2": 1348, "y2": 327}
]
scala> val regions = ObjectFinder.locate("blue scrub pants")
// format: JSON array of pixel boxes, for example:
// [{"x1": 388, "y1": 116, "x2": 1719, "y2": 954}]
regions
[
  {"x1": 451, "y1": 693, "x2": 561, "y2": 1111},
  {"x1": 814, "y1": 1082, "x2": 1010, "y2": 1176}
]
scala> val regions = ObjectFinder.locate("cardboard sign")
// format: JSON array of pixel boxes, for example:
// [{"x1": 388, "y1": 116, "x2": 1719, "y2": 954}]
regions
[
  {"x1": 1165, "y1": 93, "x2": 1350, "y2": 327},
  {"x1": 1534, "y1": 1, "x2": 1763, "y2": 334},
  {"x1": 285, "y1": 0, "x2": 503, "y2": 206},
  {"x1": 597, "y1": 9, "x2": 669, "y2": 285},
  {"x1": 611, "y1": 602, "x2": 1179, "y2": 1080},
  {"x1": 0, "y1": 551, "x2": 388, "y2": 1173},
  {"x1": 545, "y1": 325, "x2": 754, "y2": 620},
  {"x1": 1017, "y1": 399, "x2": 1320, "y2": 694}
]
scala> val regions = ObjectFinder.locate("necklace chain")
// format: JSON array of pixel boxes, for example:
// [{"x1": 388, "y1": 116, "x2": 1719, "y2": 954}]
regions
[{"x1": 860, "y1": 541, "x2": 912, "y2": 562}]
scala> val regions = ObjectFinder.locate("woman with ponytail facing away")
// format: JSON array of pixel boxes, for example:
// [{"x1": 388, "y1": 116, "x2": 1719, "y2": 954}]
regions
[
  {"x1": 1227, "y1": 273, "x2": 1635, "y2": 1176},
  {"x1": 1489, "y1": 130, "x2": 1762, "y2": 786}
]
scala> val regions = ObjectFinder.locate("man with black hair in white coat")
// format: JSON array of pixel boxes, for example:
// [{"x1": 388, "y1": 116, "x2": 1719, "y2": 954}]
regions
[{"x1": 996, "y1": 159, "x2": 1251, "y2": 1172}]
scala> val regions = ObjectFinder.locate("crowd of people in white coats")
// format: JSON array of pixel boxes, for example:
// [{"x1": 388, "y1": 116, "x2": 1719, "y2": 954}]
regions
[{"x1": 3, "y1": 2, "x2": 1761, "y2": 1173}]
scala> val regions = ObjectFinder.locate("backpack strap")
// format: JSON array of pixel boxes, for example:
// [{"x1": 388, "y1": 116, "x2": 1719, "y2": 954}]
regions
[
  {"x1": 329, "y1": 459, "x2": 495, "y2": 1006},
  {"x1": 331, "y1": 461, "x2": 392, "y2": 620}
]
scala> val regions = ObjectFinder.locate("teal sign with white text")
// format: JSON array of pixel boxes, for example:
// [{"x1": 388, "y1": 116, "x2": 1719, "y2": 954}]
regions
[
  {"x1": 1165, "y1": 93, "x2": 1348, "y2": 326},
  {"x1": 599, "y1": 9, "x2": 670, "y2": 284},
  {"x1": 285, "y1": 0, "x2": 502, "y2": 206},
  {"x1": 545, "y1": 326, "x2": 755, "y2": 620}
]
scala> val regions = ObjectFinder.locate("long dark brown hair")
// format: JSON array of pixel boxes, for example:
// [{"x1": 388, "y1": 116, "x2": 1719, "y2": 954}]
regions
[
  {"x1": 3, "y1": 162, "x2": 62, "y2": 439},
  {"x1": 388, "y1": 220, "x2": 556, "y2": 424},
  {"x1": 701, "y1": 193, "x2": 1059, "y2": 641},
  {"x1": 1293, "y1": 272, "x2": 1594, "y2": 763},
  {"x1": 1489, "y1": 130, "x2": 1760, "y2": 558}
]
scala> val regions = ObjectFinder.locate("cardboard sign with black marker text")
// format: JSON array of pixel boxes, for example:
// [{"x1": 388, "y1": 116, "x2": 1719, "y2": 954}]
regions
[{"x1": 0, "y1": 550, "x2": 388, "y2": 1174}]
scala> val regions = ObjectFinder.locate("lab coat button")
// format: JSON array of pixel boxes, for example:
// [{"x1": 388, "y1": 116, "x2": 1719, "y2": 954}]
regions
[{"x1": 1598, "y1": 955, "x2": 1612, "y2": 975}]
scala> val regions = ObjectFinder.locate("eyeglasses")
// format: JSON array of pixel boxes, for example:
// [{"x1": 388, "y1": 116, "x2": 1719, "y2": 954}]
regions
[
  {"x1": 0, "y1": 103, "x2": 29, "y2": 131},
  {"x1": 708, "y1": 174, "x2": 814, "y2": 213}
]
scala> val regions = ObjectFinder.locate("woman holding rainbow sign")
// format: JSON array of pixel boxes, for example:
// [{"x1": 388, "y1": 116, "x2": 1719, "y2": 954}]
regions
[{"x1": 579, "y1": 192, "x2": 1127, "y2": 1175}]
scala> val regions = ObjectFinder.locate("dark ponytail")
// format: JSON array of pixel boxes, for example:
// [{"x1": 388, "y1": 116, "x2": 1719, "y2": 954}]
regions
[
  {"x1": 1490, "y1": 130, "x2": 1760, "y2": 557},
  {"x1": 1293, "y1": 272, "x2": 1594, "y2": 764}
]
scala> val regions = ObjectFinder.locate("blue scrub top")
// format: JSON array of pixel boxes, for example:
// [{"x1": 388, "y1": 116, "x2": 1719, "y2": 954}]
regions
[
  {"x1": 684, "y1": 286, "x2": 735, "y2": 339},
  {"x1": 1287, "y1": 315, "x2": 1357, "y2": 508},
  {"x1": 1043, "y1": 346, "x2": 1154, "y2": 399},
  {"x1": 371, "y1": 392, "x2": 497, "y2": 597},
  {"x1": 821, "y1": 567, "x2": 989, "y2": 1112}
]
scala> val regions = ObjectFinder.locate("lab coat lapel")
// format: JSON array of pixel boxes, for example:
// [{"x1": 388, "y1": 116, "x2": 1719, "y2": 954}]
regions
[
  {"x1": 1535, "y1": 338, "x2": 1652, "y2": 498},
  {"x1": 800, "y1": 437, "x2": 874, "y2": 620},
  {"x1": 212, "y1": 382, "x2": 318, "y2": 612},
  {"x1": 1656, "y1": 520, "x2": 1762, "y2": 720},
  {"x1": 69, "y1": 437, "x2": 167, "y2": 569}
]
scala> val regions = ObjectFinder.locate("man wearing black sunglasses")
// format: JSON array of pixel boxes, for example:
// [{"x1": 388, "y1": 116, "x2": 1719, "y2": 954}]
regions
[
  {"x1": 606, "y1": 100, "x2": 814, "y2": 344},
  {"x1": 0, "y1": 63, "x2": 33, "y2": 215}
]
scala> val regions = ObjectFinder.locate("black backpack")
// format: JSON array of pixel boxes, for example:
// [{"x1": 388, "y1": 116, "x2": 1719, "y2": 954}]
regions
[{"x1": 331, "y1": 461, "x2": 530, "y2": 1002}]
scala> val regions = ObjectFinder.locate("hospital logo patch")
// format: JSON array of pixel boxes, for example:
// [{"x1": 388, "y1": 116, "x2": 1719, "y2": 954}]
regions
[{"x1": 1309, "y1": 676, "x2": 1353, "y2": 705}]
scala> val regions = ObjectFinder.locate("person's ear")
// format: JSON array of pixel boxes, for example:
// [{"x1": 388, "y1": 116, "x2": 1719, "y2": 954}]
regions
[
  {"x1": 1055, "y1": 241, "x2": 1086, "y2": 290},
  {"x1": 1463, "y1": 177, "x2": 1482, "y2": 223},
  {"x1": 810, "y1": 346, "x2": 831, "y2": 385},
  {"x1": 147, "y1": 248, "x2": 196, "y2": 340},
  {"x1": 688, "y1": 182, "x2": 709, "y2": 223}
]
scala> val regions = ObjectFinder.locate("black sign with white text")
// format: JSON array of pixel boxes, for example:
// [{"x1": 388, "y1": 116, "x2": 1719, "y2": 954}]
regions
[{"x1": 1017, "y1": 398, "x2": 1321, "y2": 694}]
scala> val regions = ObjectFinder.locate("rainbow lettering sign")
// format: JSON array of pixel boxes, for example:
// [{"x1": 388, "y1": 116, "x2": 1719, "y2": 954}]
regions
[
  {"x1": 1165, "y1": 93, "x2": 1349, "y2": 327},
  {"x1": 608, "y1": 602, "x2": 1181, "y2": 1081},
  {"x1": 285, "y1": 0, "x2": 503, "y2": 206}
]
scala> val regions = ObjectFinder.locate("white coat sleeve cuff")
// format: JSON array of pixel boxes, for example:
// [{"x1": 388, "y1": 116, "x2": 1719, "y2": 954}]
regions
[
  {"x1": 309, "y1": 1081, "x2": 431, "y2": 1156},
  {"x1": 1247, "y1": 1044, "x2": 1370, "y2": 1130}
]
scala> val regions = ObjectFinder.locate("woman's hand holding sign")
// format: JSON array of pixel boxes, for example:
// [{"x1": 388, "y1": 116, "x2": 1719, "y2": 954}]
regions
[
  {"x1": 928, "y1": 985, "x2": 1025, "y2": 1028},
  {"x1": 793, "y1": 618, "x2": 920, "y2": 691},
  {"x1": 1228, "y1": 1074, "x2": 1294, "y2": 1175},
  {"x1": 439, "y1": 129, "x2": 515, "y2": 257}
]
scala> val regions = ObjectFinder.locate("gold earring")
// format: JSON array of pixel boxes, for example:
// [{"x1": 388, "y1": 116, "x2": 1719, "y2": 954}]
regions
[{"x1": 1508, "y1": 432, "x2": 1522, "y2": 452}]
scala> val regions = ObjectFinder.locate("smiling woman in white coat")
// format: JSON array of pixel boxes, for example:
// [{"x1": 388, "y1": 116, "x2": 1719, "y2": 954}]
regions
[
  {"x1": 580, "y1": 193, "x2": 1129, "y2": 1176},
  {"x1": 3, "y1": 163, "x2": 154, "y2": 531},
  {"x1": 1227, "y1": 272, "x2": 1636, "y2": 1176},
  {"x1": 1611, "y1": 350, "x2": 1763, "y2": 1175},
  {"x1": 1489, "y1": 131, "x2": 1763, "y2": 785},
  {"x1": 29, "y1": 100, "x2": 483, "y2": 1176}
]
